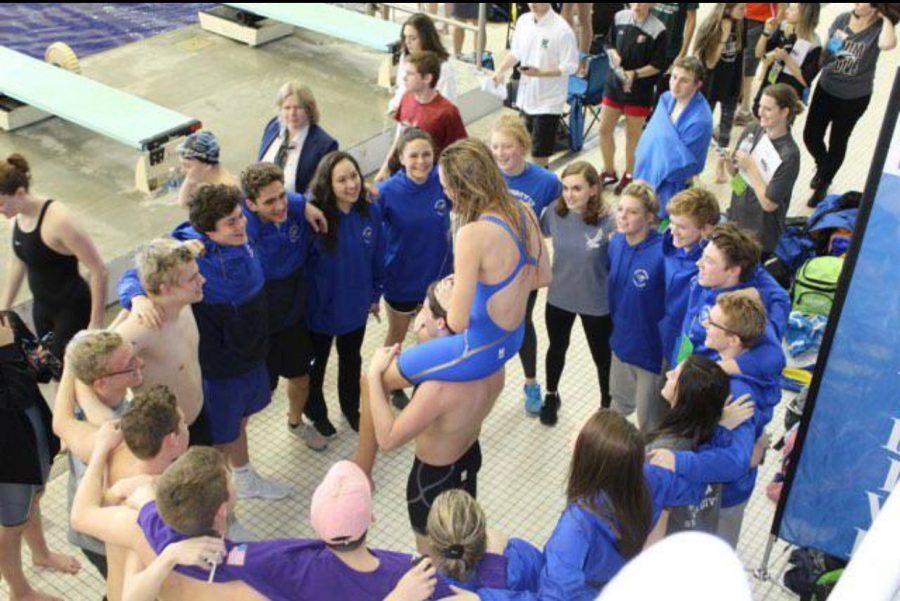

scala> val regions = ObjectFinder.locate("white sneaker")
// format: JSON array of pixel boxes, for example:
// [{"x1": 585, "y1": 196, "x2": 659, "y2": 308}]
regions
[
  {"x1": 288, "y1": 420, "x2": 328, "y2": 452},
  {"x1": 234, "y1": 466, "x2": 294, "y2": 500},
  {"x1": 227, "y1": 515, "x2": 257, "y2": 541}
]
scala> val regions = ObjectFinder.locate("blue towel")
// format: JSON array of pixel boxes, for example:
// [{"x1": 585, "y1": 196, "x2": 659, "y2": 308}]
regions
[{"x1": 635, "y1": 91, "x2": 713, "y2": 217}]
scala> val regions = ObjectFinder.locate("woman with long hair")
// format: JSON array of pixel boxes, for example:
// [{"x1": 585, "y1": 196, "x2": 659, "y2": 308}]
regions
[
  {"x1": 388, "y1": 12, "x2": 457, "y2": 114},
  {"x1": 355, "y1": 139, "x2": 551, "y2": 477},
  {"x1": 539, "y1": 161, "x2": 614, "y2": 426},
  {"x1": 302, "y1": 151, "x2": 384, "y2": 437}
]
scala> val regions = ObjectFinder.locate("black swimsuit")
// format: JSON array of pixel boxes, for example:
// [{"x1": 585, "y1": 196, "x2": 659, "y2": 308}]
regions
[{"x1": 12, "y1": 200, "x2": 91, "y2": 360}]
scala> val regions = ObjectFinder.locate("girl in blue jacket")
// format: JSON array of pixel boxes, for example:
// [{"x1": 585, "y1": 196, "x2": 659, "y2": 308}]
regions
[
  {"x1": 376, "y1": 128, "x2": 453, "y2": 408},
  {"x1": 608, "y1": 182, "x2": 666, "y2": 433},
  {"x1": 303, "y1": 152, "x2": 384, "y2": 436}
]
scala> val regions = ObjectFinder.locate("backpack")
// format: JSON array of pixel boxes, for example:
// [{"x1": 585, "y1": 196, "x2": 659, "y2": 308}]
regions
[{"x1": 791, "y1": 256, "x2": 844, "y2": 315}]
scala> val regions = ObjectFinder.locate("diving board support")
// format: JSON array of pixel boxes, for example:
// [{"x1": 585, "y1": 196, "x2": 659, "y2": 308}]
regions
[
  {"x1": 0, "y1": 95, "x2": 51, "y2": 131},
  {"x1": 197, "y1": 6, "x2": 295, "y2": 47}
]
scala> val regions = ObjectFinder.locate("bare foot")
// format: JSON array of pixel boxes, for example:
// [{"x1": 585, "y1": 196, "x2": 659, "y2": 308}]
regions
[{"x1": 32, "y1": 550, "x2": 81, "y2": 575}]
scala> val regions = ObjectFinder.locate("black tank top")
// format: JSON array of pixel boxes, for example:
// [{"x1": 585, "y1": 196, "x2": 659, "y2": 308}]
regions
[{"x1": 12, "y1": 200, "x2": 89, "y2": 306}]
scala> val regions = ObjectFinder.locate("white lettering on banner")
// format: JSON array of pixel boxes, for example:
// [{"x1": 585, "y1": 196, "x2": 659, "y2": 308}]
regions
[
  {"x1": 853, "y1": 416, "x2": 900, "y2": 553},
  {"x1": 884, "y1": 418, "x2": 900, "y2": 455},
  {"x1": 881, "y1": 457, "x2": 900, "y2": 494}
]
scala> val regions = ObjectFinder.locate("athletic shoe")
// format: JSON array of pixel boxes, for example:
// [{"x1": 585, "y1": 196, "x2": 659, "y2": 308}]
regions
[
  {"x1": 391, "y1": 389, "x2": 411, "y2": 410},
  {"x1": 807, "y1": 186, "x2": 828, "y2": 208},
  {"x1": 288, "y1": 420, "x2": 328, "y2": 452},
  {"x1": 227, "y1": 516, "x2": 257, "y2": 542},
  {"x1": 524, "y1": 383, "x2": 543, "y2": 416},
  {"x1": 600, "y1": 171, "x2": 619, "y2": 187},
  {"x1": 733, "y1": 109, "x2": 753, "y2": 127},
  {"x1": 540, "y1": 393, "x2": 560, "y2": 427},
  {"x1": 809, "y1": 172, "x2": 825, "y2": 190},
  {"x1": 313, "y1": 417, "x2": 337, "y2": 438},
  {"x1": 614, "y1": 173, "x2": 633, "y2": 196},
  {"x1": 234, "y1": 466, "x2": 294, "y2": 500}
]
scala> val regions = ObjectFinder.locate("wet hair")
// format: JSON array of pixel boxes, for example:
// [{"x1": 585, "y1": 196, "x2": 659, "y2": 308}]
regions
[
  {"x1": 0, "y1": 153, "x2": 31, "y2": 195},
  {"x1": 400, "y1": 13, "x2": 450, "y2": 60},
  {"x1": 667, "y1": 188, "x2": 721, "y2": 228},
  {"x1": 241, "y1": 162, "x2": 285, "y2": 202},
  {"x1": 425, "y1": 280, "x2": 448, "y2": 322},
  {"x1": 136, "y1": 239, "x2": 196, "y2": 296},
  {"x1": 406, "y1": 51, "x2": 442, "y2": 88},
  {"x1": 671, "y1": 56, "x2": 706, "y2": 84},
  {"x1": 761, "y1": 83, "x2": 804, "y2": 124},
  {"x1": 694, "y1": 4, "x2": 744, "y2": 68},
  {"x1": 65, "y1": 330, "x2": 124, "y2": 384},
  {"x1": 648, "y1": 355, "x2": 730, "y2": 448},
  {"x1": 490, "y1": 114, "x2": 533, "y2": 155},
  {"x1": 708, "y1": 224, "x2": 761, "y2": 283},
  {"x1": 426, "y1": 490, "x2": 487, "y2": 582},
  {"x1": 557, "y1": 161, "x2": 609, "y2": 225},
  {"x1": 716, "y1": 290, "x2": 768, "y2": 348},
  {"x1": 308, "y1": 151, "x2": 369, "y2": 253},
  {"x1": 121, "y1": 385, "x2": 180, "y2": 460},
  {"x1": 275, "y1": 82, "x2": 321, "y2": 125},
  {"x1": 188, "y1": 183, "x2": 242, "y2": 234},
  {"x1": 156, "y1": 447, "x2": 229, "y2": 536},
  {"x1": 567, "y1": 410, "x2": 652, "y2": 560}
]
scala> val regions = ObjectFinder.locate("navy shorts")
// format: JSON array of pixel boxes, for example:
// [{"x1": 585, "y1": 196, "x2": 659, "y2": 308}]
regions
[
  {"x1": 267, "y1": 318, "x2": 312, "y2": 390},
  {"x1": 202, "y1": 365, "x2": 271, "y2": 445}
]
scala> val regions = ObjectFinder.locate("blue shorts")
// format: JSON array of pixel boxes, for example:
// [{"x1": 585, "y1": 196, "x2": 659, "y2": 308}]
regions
[
  {"x1": 397, "y1": 325, "x2": 524, "y2": 385},
  {"x1": 202, "y1": 365, "x2": 271, "y2": 444}
]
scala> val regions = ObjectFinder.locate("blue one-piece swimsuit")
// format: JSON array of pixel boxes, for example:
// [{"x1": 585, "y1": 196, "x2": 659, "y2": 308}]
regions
[{"x1": 397, "y1": 212, "x2": 538, "y2": 384}]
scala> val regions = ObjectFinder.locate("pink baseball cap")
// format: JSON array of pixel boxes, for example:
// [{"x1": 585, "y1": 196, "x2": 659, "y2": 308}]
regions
[{"x1": 310, "y1": 461, "x2": 373, "y2": 545}]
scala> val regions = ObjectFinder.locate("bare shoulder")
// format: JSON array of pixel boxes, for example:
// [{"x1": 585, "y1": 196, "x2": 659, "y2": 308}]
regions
[{"x1": 114, "y1": 312, "x2": 155, "y2": 348}]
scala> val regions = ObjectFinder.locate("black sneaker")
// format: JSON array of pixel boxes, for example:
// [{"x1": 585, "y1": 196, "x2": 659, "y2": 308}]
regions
[
  {"x1": 807, "y1": 186, "x2": 828, "y2": 208},
  {"x1": 313, "y1": 417, "x2": 337, "y2": 438},
  {"x1": 391, "y1": 389, "x2": 411, "y2": 410},
  {"x1": 540, "y1": 393, "x2": 560, "y2": 427}
]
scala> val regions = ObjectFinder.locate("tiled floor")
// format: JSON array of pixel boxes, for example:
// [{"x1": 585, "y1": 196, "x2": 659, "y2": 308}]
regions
[{"x1": 3, "y1": 3, "x2": 897, "y2": 600}]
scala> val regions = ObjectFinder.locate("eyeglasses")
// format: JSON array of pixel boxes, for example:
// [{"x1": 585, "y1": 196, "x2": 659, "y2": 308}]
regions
[
  {"x1": 703, "y1": 316, "x2": 741, "y2": 337},
  {"x1": 101, "y1": 346, "x2": 141, "y2": 379}
]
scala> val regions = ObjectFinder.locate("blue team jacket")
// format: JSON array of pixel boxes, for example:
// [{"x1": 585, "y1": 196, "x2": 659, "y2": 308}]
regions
[
  {"x1": 503, "y1": 163, "x2": 562, "y2": 217},
  {"x1": 660, "y1": 230, "x2": 706, "y2": 367},
  {"x1": 608, "y1": 231, "x2": 666, "y2": 374},
  {"x1": 305, "y1": 205, "x2": 385, "y2": 336},
  {"x1": 376, "y1": 168, "x2": 453, "y2": 303}
]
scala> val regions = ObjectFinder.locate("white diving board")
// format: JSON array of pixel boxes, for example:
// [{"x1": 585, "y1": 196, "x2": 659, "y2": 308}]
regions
[
  {"x1": 0, "y1": 45, "x2": 201, "y2": 193},
  {"x1": 199, "y1": 3, "x2": 401, "y2": 52}
]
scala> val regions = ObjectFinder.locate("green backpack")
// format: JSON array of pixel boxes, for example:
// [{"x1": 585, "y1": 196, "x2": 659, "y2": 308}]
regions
[{"x1": 792, "y1": 256, "x2": 844, "y2": 315}]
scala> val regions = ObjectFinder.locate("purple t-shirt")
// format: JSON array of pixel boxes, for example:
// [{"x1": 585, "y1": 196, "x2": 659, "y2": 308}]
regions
[{"x1": 138, "y1": 502, "x2": 454, "y2": 600}]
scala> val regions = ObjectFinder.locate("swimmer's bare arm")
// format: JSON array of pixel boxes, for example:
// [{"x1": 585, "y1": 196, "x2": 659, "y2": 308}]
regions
[
  {"x1": 0, "y1": 251, "x2": 26, "y2": 311},
  {"x1": 447, "y1": 224, "x2": 482, "y2": 333},
  {"x1": 367, "y1": 345, "x2": 445, "y2": 451},
  {"x1": 71, "y1": 421, "x2": 142, "y2": 549},
  {"x1": 53, "y1": 364, "x2": 100, "y2": 464},
  {"x1": 122, "y1": 537, "x2": 226, "y2": 601},
  {"x1": 74, "y1": 379, "x2": 117, "y2": 424},
  {"x1": 532, "y1": 210, "x2": 552, "y2": 289}
]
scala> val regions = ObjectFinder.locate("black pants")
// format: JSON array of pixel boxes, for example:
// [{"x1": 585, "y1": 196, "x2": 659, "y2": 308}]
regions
[
  {"x1": 803, "y1": 85, "x2": 871, "y2": 186},
  {"x1": 544, "y1": 303, "x2": 612, "y2": 407},
  {"x1": 517, "y1": 290, "x2": 539, "y2": 380},
  {"x1": 304, "y1": 327, "x2": 366, "y2": 431}
]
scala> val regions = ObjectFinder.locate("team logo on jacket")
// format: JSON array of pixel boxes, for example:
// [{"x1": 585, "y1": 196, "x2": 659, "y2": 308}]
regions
[
  {"x1": 434, "y1": 198, "x2": 448, "y2": 216},
  {"x1": 288, "y1": 224, "x2": 301, "y2": 243},
  {"x1": 362, "y1": 225, "x2": 374, "y2": 245},
  {"x1": 633, "y1": 269, "x2": 649, "y2": 288}
]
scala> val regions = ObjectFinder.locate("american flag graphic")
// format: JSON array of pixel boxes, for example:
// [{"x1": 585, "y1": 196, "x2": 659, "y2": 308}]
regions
[{"x1": 226, "y1": 544, "x2": 247, "y2": 566}]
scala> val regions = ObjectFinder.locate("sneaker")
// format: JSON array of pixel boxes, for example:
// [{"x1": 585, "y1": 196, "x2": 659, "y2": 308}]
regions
[
  {"x1": 733, "y1": 109, "x2": 753, "y2": 127},
  {"x1": 807, "y1": 186, "x2": 828, "y2": 209},
  {"x1": 234, "y1": 466, "x2": 294, "y2": 500},
  {"x1": 313, "y1": 417, "x2": 337, "y2": 438},
  {"x1": 809, "y1": 171, "x2": 825, "y2": 190},
  {"x1": 524, "y1": 383, "x2": 543, "y2": 416},
  {"x1": 288, "y1": 420, "x2": 328, "y2": 452},
  {"x1": 614, "y1": 173, "x2": 633, "y2": 196},
  {"x1": 600, "y1": 171, "x2": 618, "y2": 187},
  {"x1": 227, "y1": 515, "x2": 257, "y2": 542},
  {"x1": 391, "y1": 389, "x2": 411, "y2": 410},
  {"x1": 540, "y1": 393, "x2": 560, "y2": 427}
]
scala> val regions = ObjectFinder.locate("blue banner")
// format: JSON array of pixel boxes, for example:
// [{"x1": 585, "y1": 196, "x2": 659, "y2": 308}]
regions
[{"x1": 777, "y1": 82, "x2": 900, "y2": 559}]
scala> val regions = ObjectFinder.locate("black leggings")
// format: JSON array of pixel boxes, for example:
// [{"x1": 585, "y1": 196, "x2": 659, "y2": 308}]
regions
[
  {"x1": 544, "y1": 303, "x2": 612, "y2": 407},
  {"x1": 803, "y1": 85, "x2": 871, "y2": 186},
  {"x1": 517, "y1": 290, "x2": 539, "y2": 380},
  {"x1": 303, "y1": 326, "x2": 366, "y2": 431}
]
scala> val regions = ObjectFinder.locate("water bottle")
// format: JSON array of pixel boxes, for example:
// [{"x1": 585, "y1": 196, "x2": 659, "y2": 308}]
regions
[{"x1": 165, "y1": 167, "x2": 181, "y2": 195}]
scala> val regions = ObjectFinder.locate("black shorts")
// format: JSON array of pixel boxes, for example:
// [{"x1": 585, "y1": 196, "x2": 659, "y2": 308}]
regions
[
  {"x1": 451, "y1": 3, "x2": 479, "y2": 19},
  {"x1": 266, "y1": 318, "x2": 312, "y2": 390},
  {"x1": 187, "y1": 407, "x2": 213, "y2": 447},
  {"x1": 407, "y1": 441, "x2": 482, "y2": 534},
  {"x1": 523, "y1": 113, "x2": 559, "y2": 159},
  {"x1": 385, "y1": 299, "x2": 421, "y2": 314}
]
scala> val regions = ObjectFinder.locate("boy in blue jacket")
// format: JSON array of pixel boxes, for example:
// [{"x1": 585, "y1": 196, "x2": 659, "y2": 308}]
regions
[
  {"x1": 119, "y1": 184, "x2": 292, "y2": 500},
  {"x1": 677, "y1": 224, "x2": 789, "y2": 377}
]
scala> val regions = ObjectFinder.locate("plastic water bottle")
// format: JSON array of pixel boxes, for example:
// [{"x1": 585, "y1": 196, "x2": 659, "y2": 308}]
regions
[{"x1": 165, "y1": 167, "x2": 181, "y2": 195}]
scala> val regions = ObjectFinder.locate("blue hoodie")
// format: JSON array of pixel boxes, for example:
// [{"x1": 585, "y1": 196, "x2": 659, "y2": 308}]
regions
[
  {"x1": 503, "y1": 163, "x2": 562, "y2": 218},
  {"x1": 305, "y1": 205, "x2": 385, "y2": 336},
  {"x1": 659, "y1": 230, "x2": 706, "y2": 366},
  {"x1": 479, "y1": 465, "x2": 704, "y2": 600},
  {"x1": 608, "y1": 230, "x2": 666, "y2": 374},
  {"x1": 376, "y1": 168, "x2": 453, "y2": 303},
  {"x1": 678, "y1": 267, "x2": 790, "y2": 376},
  {"x1": 243, "y1": 193, "x2": 310, "y2": 333},
  {"x1": 118, "y1": 222, "x2": 268, "y2": 379}
]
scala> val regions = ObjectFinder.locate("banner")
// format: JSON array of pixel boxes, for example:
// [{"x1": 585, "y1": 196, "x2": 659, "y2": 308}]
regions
[{"x1": 775, "y1": 70, "x2": 900, "y2": 560}]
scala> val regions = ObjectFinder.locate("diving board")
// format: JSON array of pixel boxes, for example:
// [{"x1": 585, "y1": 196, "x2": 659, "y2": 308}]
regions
[
  {"x1": 0, "y1": 45, "x2": 201, "y2": 193},
  {"x1": 199, "y1": 3, "x2": 401, "y2": 52}
]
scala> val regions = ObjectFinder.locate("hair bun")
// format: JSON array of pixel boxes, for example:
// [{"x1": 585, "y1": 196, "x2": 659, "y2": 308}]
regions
[{"x1": 6, "y1": 153, "x2": 31, "y2": 180}]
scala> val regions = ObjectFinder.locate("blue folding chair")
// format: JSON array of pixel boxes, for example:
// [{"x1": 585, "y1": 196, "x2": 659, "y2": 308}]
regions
[{"x1": 566, "y1": 51, "x2": 608, "y2": 150}]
